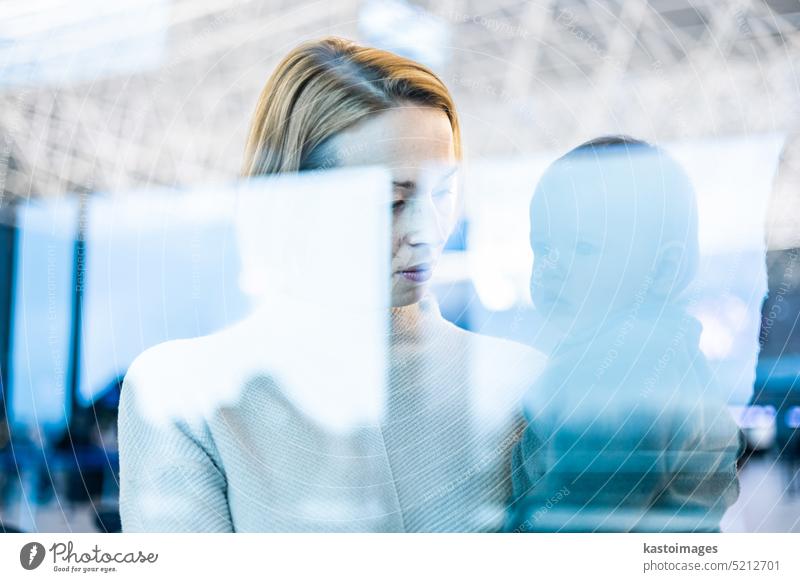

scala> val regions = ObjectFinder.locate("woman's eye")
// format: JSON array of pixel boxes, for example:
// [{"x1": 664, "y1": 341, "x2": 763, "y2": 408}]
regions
[{"x1": 392, "y1": 200, "x2": 405, "y2": 212}]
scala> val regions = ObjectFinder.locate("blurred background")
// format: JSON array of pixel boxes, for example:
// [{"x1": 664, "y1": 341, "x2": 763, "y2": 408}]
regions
[{"x1": 0, "y1": 0, "x2": 799, "y2": 532}]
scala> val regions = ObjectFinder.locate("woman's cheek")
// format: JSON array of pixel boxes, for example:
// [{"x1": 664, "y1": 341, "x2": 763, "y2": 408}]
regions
[
  {"x1": 435, "y1": 196, "x2": 458, "y2": 238},
  {"x1": 389, "y1": 215, "x2": 404, "y2": 258}
]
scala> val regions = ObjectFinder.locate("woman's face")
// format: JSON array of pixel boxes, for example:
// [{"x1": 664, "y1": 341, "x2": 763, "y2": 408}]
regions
[{"x1": 330, "y1": 105, "x2": 458, "y2": 307}]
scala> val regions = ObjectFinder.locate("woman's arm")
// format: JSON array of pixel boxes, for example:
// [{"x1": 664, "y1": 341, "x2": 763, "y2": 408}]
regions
[{"x1": 117, "y1": 368, "x2": 234, "y2": 532}]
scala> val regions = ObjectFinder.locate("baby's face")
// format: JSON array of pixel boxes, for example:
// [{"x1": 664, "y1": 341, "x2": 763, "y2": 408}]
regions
[{"x1": 529, "y1": 181, "x2": 658, "y2": 334}]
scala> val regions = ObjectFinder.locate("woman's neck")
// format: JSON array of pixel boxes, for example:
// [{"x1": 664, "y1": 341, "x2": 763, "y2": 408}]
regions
[{"x1": 388, "y1": 294, "x2": 441, "y2": 340}]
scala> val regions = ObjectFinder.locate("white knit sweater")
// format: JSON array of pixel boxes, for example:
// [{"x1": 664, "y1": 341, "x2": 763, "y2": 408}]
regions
[{"x1": 118, "y1": 296, "x2": 546, "y2": 532}]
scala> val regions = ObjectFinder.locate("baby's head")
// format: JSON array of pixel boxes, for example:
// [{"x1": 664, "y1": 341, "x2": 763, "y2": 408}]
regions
[{"x1": 529, "y1": 136, "x2": 699, "y2": 335}]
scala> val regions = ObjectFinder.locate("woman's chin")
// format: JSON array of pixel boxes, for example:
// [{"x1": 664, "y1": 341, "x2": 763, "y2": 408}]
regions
[{"x1": 390, "y1": 283, "x2": 428, "y2": 308}]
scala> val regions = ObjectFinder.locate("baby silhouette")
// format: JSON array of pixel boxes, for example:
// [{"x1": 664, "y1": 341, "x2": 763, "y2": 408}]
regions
[{"x1": 508, "y1": 136, "x2": 742, "y2": 532}]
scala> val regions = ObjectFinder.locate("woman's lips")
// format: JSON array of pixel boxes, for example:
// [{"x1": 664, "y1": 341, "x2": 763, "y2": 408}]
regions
[{"x1": 396, "y1": 265, "x2": 432, "y2": 283}]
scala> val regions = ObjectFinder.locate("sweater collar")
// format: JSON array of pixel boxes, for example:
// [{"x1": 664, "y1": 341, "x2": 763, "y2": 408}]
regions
[{"x1": 388, "y1": 294, "x2": 442, "y2": 339}]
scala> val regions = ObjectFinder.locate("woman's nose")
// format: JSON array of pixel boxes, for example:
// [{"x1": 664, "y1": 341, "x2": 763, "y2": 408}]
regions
[{"x1": 400, "y1": 198, "x2": 448, "y2": 247}]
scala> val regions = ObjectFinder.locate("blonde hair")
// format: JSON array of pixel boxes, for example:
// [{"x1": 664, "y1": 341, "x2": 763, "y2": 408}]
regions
[{"x1": 241, "y1": 37, "x2": 461, "y2": 177}]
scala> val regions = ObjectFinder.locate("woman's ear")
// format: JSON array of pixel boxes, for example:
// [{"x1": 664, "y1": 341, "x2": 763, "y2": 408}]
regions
[{"x1": 649, "y1": 242, "x2": 689, "y2": 298}]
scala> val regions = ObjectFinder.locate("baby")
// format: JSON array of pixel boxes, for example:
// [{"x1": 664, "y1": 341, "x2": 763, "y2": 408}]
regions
[{"x1": 507, "y1": 136, "x2": 742, "y2": 532}]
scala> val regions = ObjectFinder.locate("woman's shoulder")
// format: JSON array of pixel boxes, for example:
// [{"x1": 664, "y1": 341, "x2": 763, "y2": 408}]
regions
[
  {"x1": 415, "y1": 294, "x2": 548, "y2": 375},
  {"x1": 434, "y1": 318, "x2": 548, "y2": 416},
  {"x1": 122, "y1": 321, "x2": 256, "y2": 427},
  {"x1": 441, "y1": 318, "x2": 548, "y2": 373},
  {"x1": 125, "y1": 325, "x2": 233, "y2": 388}
]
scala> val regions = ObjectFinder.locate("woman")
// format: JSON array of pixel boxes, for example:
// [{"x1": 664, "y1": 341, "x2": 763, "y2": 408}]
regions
[{"x1": 118, "y1": 37, "x2": 546, "y2": 532}]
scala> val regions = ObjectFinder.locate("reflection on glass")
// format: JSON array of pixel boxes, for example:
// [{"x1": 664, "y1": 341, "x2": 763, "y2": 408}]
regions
[
  {"x1": 509, "y1": 137, "x2": 743, "y2": 532},
  {"x1": 10, "y1": 197, "x2": 79, "y2": 432}
]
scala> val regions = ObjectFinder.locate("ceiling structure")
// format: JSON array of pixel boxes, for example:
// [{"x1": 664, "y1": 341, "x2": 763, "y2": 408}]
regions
[{"x1": 0, "y1": 0, "x2": 798, "y2": 202}]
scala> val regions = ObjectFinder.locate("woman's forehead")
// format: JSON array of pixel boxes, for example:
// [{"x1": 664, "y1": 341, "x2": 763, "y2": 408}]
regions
[{"x1": 331, "y1": 105, "x2": 455, "y2": 172}]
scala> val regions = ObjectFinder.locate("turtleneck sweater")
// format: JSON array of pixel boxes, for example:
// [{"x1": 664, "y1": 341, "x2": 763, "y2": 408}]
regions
[{"x1": 118, "y1": 295, "x2": 546, "y2": 532}]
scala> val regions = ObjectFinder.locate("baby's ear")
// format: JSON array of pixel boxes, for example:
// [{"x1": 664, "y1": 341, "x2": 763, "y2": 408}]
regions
[{"x1": 650, "y1": 242, "x2": 689, "y2": 298}]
